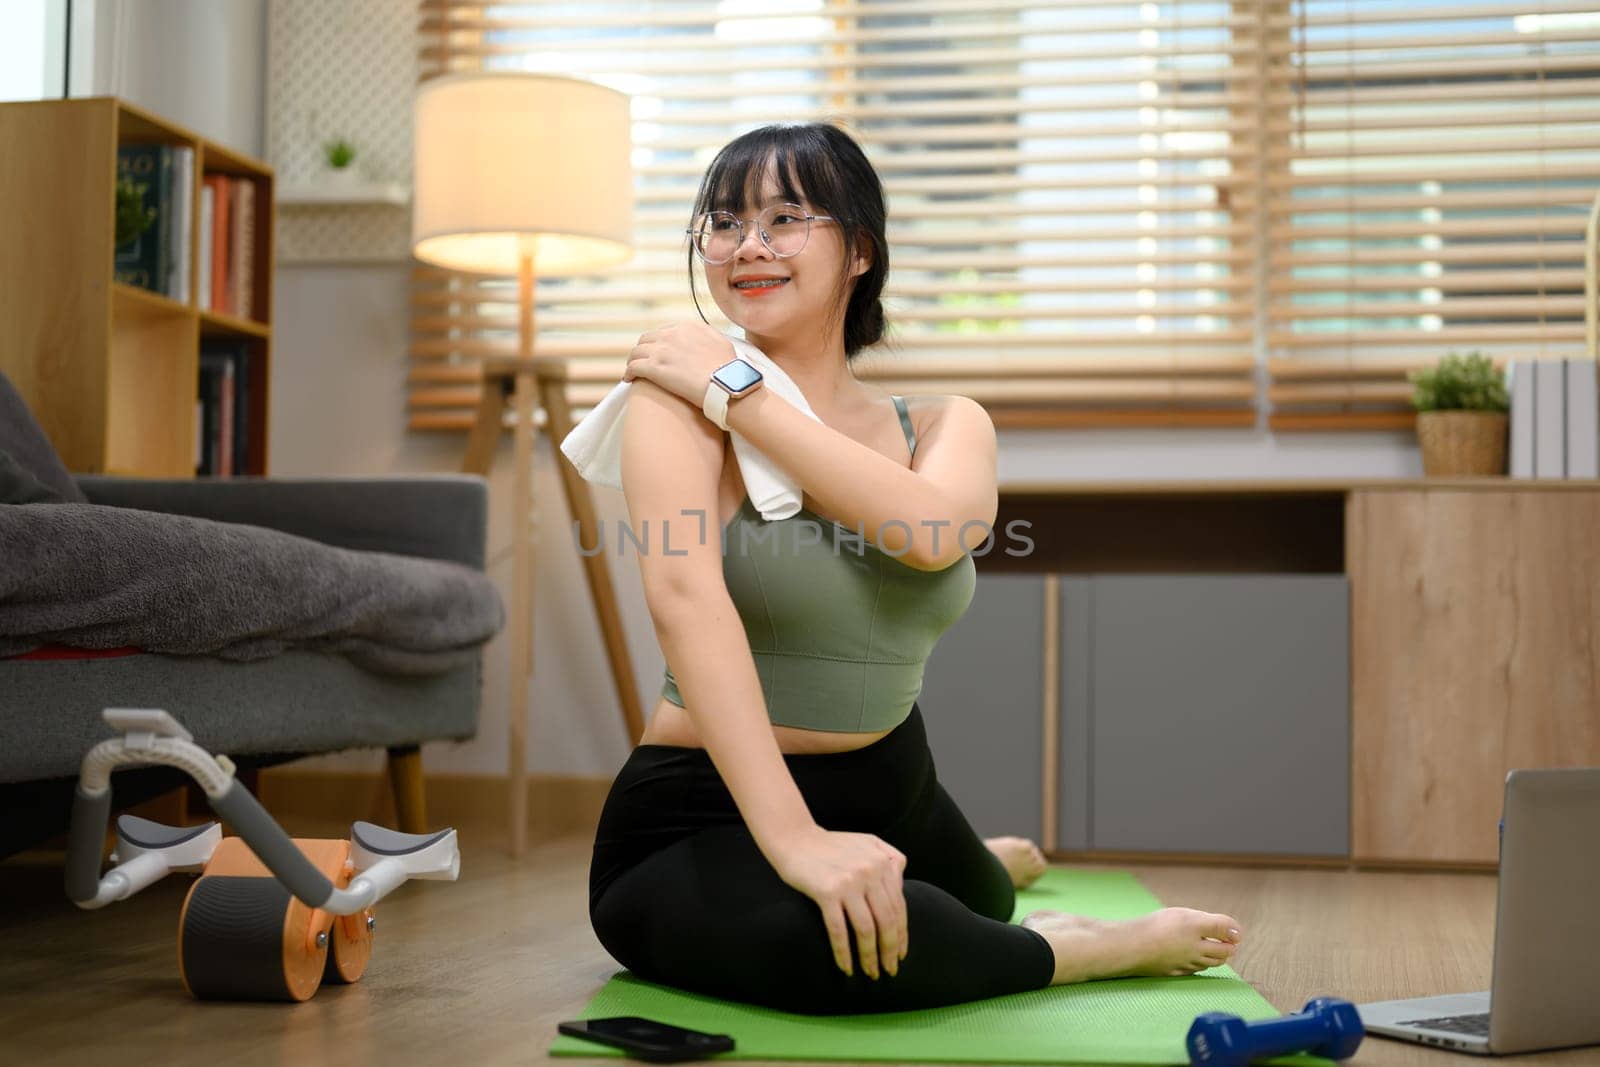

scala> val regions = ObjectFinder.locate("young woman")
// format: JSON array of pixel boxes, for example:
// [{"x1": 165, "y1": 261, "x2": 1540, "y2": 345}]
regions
[{"x1": 588, "y1": 122, "x2": 1243, "y2": 1015}]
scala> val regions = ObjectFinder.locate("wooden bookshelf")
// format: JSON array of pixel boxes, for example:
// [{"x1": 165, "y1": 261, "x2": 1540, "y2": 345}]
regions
[{"x1": 0, "y1": 97, "x2": 273, "y2": 478}]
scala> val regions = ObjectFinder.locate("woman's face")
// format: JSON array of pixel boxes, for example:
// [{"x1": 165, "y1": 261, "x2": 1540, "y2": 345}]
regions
[{"x1": 699, "y1": 169, "x2": 866, "y2": 342}]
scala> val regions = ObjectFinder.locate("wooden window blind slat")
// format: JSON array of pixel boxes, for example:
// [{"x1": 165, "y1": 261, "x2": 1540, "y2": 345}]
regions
[
  {"x1": 420, "y1": 14, "x2": 1252, "y2": 54},
  {"x1": 420, "y1": 0, "x2": 1255, "y2": 29}
]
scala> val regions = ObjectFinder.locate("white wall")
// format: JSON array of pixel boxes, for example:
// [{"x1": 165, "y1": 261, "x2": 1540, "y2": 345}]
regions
[{"x1": 78, "y1": 0, "x2": 265, "y2": 155}]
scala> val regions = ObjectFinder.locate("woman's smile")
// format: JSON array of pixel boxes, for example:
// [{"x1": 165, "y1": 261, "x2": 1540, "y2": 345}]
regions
[{"x1": 732, "y1": 274, "x2": 791, "y2": 298}]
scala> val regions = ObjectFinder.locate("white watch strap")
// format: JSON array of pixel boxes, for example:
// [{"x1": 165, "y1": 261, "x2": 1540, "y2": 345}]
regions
[{"x1": 703, "y1": 380, "x2": 731, "y2": 430}]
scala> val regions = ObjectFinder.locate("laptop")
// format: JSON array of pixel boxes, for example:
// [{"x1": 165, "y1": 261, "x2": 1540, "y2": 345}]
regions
[{"x1": 1357, "y1": 767, "x2": 1600, "y2": 1055}]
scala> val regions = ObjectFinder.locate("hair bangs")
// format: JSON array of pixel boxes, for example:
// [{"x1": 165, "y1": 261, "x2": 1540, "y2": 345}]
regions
[{"x1": 694, "y1": 128, "x2": 842, "y2": 219}]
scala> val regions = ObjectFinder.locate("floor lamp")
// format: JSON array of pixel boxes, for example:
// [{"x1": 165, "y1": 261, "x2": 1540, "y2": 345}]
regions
[{"x1": 412, "y1": 72, "x2": 634, "y2": 856}]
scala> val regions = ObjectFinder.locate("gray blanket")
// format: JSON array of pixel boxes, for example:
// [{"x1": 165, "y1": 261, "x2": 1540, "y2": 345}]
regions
[{"x1": 0, "y1": 503, "x2": 504, "y2": 674}]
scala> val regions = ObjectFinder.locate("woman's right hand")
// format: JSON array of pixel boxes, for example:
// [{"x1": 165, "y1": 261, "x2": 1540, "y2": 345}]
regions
[{"x1": 767, "y1": 825, "x2": 908, "y2": 979}]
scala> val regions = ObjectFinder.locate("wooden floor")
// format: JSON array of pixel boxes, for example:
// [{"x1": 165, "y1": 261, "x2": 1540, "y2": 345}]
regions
[{"x1": 3, "y1": 822, "x2": 1595, "y2": 1067}]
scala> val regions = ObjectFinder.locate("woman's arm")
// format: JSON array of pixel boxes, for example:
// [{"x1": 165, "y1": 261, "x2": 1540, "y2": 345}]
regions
[
  {"x1": 723, "y1": 390, "x2": 997, "y2": 572},
  {"x1": 620, "y1": 379, "x2": 815, "y2": 853},
  {"x1": 621, "y1": 378, "x2": 912, "y2": 980}
]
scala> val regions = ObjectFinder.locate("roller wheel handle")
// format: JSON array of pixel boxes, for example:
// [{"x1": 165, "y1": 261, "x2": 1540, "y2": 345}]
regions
[{"x1": 1187, "y1": 997, "x2": 1364, "y2": 1067}]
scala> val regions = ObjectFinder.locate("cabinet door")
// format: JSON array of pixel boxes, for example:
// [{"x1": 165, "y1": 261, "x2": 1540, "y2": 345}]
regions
[
  {"x1": 1349, "y1": 489, "x2": 1600, "y2": 864},
  {"x1": 1083, "y1": 576, "x2": 1350, "y2": 857},
  {"x1": 918, "y1": 573, "x2": 1045, "y2": 842}
]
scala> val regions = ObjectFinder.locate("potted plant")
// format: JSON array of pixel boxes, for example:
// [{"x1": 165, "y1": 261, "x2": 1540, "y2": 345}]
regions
[
  {"x1": 322, "y1": 136, "x2": 358, "y2": 185},
  {"x1": 1408, "y1": 350, "x2": 1510, "y2": 477}
]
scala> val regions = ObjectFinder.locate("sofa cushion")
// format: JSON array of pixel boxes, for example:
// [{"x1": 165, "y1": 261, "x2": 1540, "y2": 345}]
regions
[
  {"x1": 0, "y1": 372, "x2": 87, "y2": 504},
  {"x1": 0, "y1": 449, "x2": 70, "y2": 504},
  {"x1": 0, "y1": 502, "x2": 504, "y2": 674}
]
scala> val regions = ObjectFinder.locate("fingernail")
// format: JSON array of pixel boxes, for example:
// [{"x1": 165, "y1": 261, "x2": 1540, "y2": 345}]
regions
[{"x1": 1229, "y1": 929, "x2": 1241, "y2": 938}]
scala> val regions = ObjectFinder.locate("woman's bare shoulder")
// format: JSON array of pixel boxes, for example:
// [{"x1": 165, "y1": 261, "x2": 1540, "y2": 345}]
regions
[
  {"x1": 903, "y1": 393, "x2": 994, "y2": 443},
  {"x1": 621, "y1": 379, "x2": 725, "y2": 504}
]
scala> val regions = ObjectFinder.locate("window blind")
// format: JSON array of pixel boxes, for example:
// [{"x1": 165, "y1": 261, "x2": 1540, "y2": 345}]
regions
[
  {"x1": 1264, "y1": 0, "x2": 1600, "y2": 430},
  {"x1": 411, "y1": 0, "x2": 1259, "y2": 431}
]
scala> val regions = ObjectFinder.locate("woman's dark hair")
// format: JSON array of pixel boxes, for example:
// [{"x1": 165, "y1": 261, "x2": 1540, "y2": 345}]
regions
[{"x1": 687, "y1": 122, "x2": 889, "y2": 360}]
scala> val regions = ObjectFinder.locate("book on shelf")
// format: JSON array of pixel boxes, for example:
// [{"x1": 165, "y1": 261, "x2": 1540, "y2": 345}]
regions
[
  {"x1": 1509, "y1": 361, "x2": 1535, "y2": 478},
  {"x1": 204, "y1": 173, "x2": 231, "y2": 313},
  {"x1": 113, "y1": 143, "x2": 172, "y2": 295},
  {"x1": 196, "y1": 341, "x2": 253, "y2": 477},
  {"x1": 197, "y1": 174, "x2": 257, "y2": 319},
  {"x1": 197, "y1": 183, "x2": 214, "y2": 312},
  {"x1": 230, "y1": 180, "x2": 255, "y2": 319},
  {"x1": 112, "y1": 143, "x2": 199, "y2": 302},
  {"x1": 195, "y1": 355, "x2": 227, "y2": 476},
  {"x1": 1566, "y1": 359, "x2": 1599, "y2": 480},
  {"x1": 1533, "y1": 360, "x2": 1566, "y2": 478},
  {"x1": 166, "y1": 146, "x2": 193, "y2": 301}
]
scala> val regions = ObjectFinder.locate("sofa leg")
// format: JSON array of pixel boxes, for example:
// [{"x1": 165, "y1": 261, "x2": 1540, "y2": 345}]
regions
[{"x1": 386, "y1": 745, "x2": 428, "y2": 834}]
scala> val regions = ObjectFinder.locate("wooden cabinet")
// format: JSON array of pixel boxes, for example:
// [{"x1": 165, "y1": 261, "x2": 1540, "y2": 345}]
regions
[
  {"x1": 0, "y1": 97, "x2": 273, "y2": 477},
  {"x1": 947, "y1": 480, "x2": 1600, "y2": 868},
  {"x1": 1348, "y1": 488, "x2": 1600, "y2": 865}
]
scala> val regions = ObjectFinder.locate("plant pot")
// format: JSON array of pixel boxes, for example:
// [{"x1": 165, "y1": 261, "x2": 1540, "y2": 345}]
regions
[
  {"x1": 324, "y1": 165, "x2": 360, "y2": 187},
  {"x1": 1416, "y1": 410, "x2": 1508, "y2": 477}
]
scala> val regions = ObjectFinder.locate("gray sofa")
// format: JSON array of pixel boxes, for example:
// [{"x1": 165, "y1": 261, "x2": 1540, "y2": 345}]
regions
[{"x1": 0, "y1": 371, "x2": 501, "y2": 856}]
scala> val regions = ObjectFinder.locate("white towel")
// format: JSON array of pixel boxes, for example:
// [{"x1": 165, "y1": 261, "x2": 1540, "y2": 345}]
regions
[{"x1": 558, "y1": 336, "x2": 819, "y2": 521}]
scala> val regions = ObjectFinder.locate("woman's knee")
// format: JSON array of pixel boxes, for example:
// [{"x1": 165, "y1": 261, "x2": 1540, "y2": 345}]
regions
[{"x1": 973, "y1": 853, "x2": 1017, "y2": 921}]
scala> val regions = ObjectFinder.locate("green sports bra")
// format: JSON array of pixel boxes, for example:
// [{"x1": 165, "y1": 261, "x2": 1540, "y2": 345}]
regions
[{"x1": 660, "y1": 395, "x2": 977, "y2": 732}]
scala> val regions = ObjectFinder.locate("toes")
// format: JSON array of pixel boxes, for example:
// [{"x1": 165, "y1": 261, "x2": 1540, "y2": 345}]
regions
[{"x1": 1202, "y1": 914, "x2": 1243, "y2": 942}]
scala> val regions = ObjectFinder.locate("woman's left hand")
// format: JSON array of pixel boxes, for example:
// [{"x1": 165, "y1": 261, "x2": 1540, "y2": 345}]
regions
[{"x1": 623, "y1": 322, "x2": 736, "y2": 409}]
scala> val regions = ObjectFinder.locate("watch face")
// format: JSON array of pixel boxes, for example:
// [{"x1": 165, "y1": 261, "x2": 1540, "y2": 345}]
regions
[{"x1": 715, "y1": 359, "x2": 763, "y2": 393}]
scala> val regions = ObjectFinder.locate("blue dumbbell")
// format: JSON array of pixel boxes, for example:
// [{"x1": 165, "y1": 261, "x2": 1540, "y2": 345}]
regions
[{"x1": 1187, "y1": 997, "x2": 1364, "y2": 1067}]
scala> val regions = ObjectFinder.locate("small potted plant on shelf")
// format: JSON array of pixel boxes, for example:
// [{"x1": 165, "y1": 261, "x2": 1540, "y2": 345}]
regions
[
  {"x1": 323, "y1": 136, "x2": 358, "y2": 184},
  {"x1": 1408, "y1": 350, "x2": 1510, "y2": 477}
]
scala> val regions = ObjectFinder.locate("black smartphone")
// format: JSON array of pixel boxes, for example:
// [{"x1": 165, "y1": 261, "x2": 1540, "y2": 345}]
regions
[{"x1": 558, "y1": 1016, "x2": 736, "y2": 1062}]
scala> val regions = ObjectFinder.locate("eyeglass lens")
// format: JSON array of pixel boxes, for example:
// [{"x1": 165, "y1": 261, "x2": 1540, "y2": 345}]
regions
[{"x1": 692, "y1": 204, "x2": 811, "y2": 262}]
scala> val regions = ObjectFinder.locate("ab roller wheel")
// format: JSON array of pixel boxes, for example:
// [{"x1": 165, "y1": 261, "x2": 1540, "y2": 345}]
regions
[
  {"x1": 66, "y1": 708, "x2": 458, "y2": 1002},
  {"x1": 176, "y1": 837, "x2": 374, "y2": 1002}
]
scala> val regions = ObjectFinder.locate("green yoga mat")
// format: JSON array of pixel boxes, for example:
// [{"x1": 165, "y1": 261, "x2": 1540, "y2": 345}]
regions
[{"x1": 551, "y1": 869, "x2": 1328, "y2": 1065}]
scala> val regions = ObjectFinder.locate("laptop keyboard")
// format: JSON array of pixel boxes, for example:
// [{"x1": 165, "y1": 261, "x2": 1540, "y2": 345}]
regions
[{"x1": 1400, "y1": 1014, "x2": 1491, "y2": 1037}]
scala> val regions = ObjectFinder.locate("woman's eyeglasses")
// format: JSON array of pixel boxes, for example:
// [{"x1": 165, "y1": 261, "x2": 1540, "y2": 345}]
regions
[{"x1": 686, "y1": 202, "x2": 836, "y2": 265}]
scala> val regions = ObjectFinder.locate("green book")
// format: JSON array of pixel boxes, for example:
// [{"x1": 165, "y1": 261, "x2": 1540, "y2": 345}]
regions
[{"x1": 113, "y1": 144, "x2": 172, "y2": 294}]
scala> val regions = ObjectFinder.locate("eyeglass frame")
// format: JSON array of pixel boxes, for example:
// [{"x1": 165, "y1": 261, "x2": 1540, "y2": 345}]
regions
[{"x1": 684, "y1": 202, "x2": 838, "y2": 265}]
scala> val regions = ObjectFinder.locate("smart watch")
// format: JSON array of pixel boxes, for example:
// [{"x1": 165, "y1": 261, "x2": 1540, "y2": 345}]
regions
[{"x1": 702, "y1": 357, "x2": 764, "y2": 430}]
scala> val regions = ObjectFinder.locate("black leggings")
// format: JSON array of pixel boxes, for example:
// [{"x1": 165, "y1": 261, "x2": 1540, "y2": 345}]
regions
[{"x1": 587, "y1": 704, "x2": 1056, "y2": 1015}]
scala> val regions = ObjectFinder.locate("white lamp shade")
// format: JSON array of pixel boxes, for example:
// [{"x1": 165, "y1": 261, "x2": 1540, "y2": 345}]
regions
[{"x1": 412, "y1": 72, "x2": 634, "y2": 275}]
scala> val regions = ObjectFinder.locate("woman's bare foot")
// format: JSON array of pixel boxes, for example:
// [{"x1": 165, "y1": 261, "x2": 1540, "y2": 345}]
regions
[
  {"x1": 1023, "y1": 906, "x2": 1243, "y2": 984},
  {"x1": 1021, "y1": 908, "x2": 1104, "y2": 934},
  {"x1": 985, "y1": 836, "x2": 1048, "y2": 889}
]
